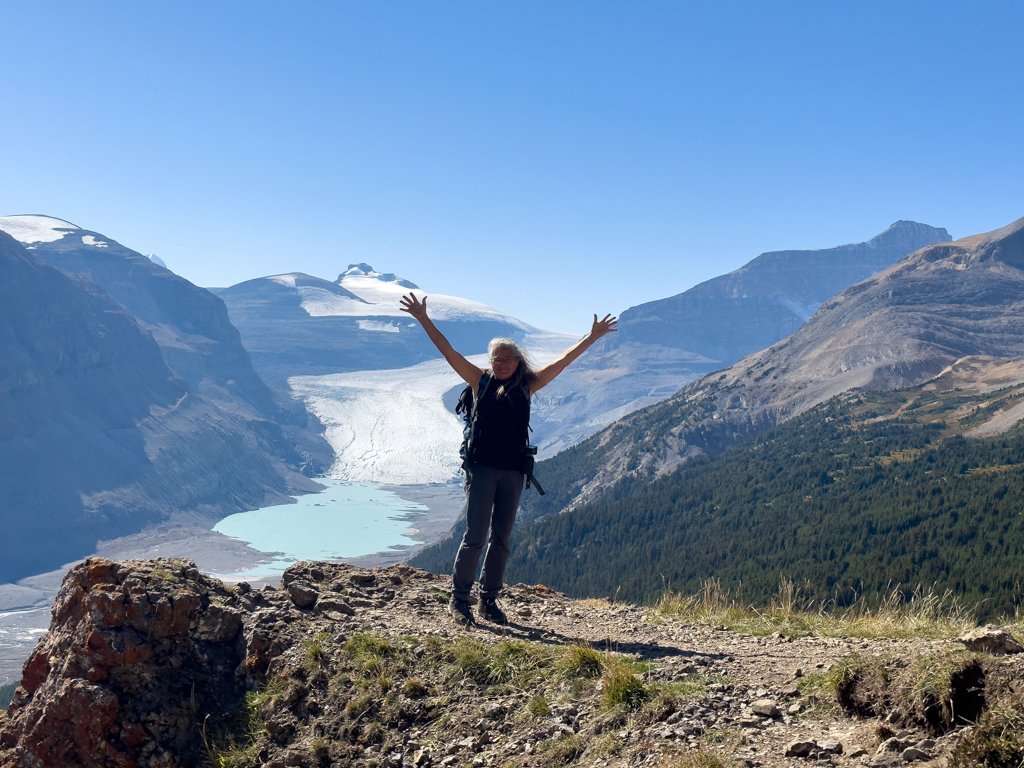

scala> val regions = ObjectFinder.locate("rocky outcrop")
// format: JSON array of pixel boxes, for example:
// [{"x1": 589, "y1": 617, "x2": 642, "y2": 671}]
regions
[
  {"x1": 0, "y1": 558, "x2": 246, "y2": 768},
  {"x1": 3, "y1": 558, "x2": 1023, "y2": 768}
]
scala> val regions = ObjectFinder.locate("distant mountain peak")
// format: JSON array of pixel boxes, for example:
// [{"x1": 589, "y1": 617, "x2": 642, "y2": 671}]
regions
[
  {"x1": 339, "y1": 263, "x2": 419, "y2": 289},
  {"x1": 868, "y1": 219, "x2": 952, "y2": 245},
  {"x1": 0, "y1": 214, "x2": 81, "y2": 244}
]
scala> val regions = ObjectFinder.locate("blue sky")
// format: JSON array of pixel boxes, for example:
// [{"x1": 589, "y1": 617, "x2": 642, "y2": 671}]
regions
[{"x1": 2, "y1": 2, "x2": 1021, "y2": 333}]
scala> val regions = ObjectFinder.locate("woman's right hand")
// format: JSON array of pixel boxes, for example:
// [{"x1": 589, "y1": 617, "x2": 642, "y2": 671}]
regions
[{"x1": 399, "y1": 293, "x2": 429, "y2": 321}]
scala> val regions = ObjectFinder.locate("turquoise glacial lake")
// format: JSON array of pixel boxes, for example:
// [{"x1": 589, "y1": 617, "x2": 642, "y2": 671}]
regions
[{"x1": 211, "y1": 480, "x2": 426, "y2": 580}]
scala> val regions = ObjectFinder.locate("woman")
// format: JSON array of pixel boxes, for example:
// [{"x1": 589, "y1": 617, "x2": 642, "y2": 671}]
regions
[{"x1": 400, "y1": 292, "x2": 617, "y2": 626}]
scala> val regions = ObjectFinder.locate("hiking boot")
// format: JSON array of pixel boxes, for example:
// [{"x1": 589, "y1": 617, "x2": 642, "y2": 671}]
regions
[
  {"x1": 448, "y1": 597, "x2": 475, "y2": 626},
  {"x1": 477, "y1": 597, "x2": 508, "y2": 625}
]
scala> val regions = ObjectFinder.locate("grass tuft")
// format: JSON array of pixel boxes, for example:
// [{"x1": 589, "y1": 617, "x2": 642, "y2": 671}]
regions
[
  {"x1": 949, "y1": 705, "x2": 1024, "y2": 767},
  {"x1": 528, "y1": 694, "x2": 551, "y2": 717},
  {"x1": 558, "y1": 644, "x2": 604, "y2": 679},
  {"x1": 301, "y1": 631, "x2": 331, "y2": 675},
  {"x1": 402, "y1": 678, "x2": 428, "y2": 698},
  {"x1": 537, "y1": 734, "x2": 586, "y2": 766},
  {"x1": 601, "y1": 659, "x2": 648, "y2": 709}
]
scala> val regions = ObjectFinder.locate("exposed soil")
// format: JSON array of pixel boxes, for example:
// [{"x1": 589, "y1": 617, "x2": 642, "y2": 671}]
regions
[{"x1": 7, "y1": 558, "x2": 1021, "y2": 768}]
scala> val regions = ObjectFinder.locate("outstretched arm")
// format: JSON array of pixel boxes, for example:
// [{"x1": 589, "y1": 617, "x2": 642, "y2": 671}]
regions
[
  {"x1": 400, "y1": 293, "x2": 484, "y2": 389},
  {"x1": 531, "y1": 314, "x2": 617, "y2": 394}
]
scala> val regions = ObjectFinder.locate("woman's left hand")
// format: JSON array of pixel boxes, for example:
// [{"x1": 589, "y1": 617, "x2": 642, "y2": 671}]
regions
[{"x1": 589, "y1": 313, "x2": 618, "y2": 341}]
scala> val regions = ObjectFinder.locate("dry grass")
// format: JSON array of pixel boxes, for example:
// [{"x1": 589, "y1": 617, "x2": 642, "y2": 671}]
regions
[
  {"x1": 949, "y1": 703, "x2": 1024, "y2": 767},
  {"x1": 657, "y1": 578, "x2": 977, "y2": 639}
]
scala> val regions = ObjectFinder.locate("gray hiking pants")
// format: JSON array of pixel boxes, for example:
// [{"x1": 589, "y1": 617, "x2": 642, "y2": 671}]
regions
[{"x1": 451, "y1": 465, "x2": 525, "y2": 603}]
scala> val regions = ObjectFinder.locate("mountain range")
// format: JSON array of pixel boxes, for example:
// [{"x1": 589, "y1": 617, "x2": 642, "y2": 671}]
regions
[
  {"x1": 212, "y1": 264, "x2": 569, "y2": 386},
  {"x1": 523, "y1": 220, "x2": 951, "y2": 455},
  {"x1": 215, "y1": 222, "x2": 950, "y2": 475},
  {"x1": 0, "y1": 218, "x2": 326, "y2": 583},
  {"x1": 411, "y1": 214, "x2": 1024, "y2": 613},
  {"x1": 534, "y1": 215, "x2": 1024, "y2": 509}
]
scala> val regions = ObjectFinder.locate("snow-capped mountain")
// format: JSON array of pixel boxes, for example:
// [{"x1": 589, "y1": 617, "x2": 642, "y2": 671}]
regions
[
  {"x1": 0, "y1": 214, "x2": 80, "y2": 244},
  {"x1": 214, "y1": 264, "x2": 546, "y2": 384},
  {"x1": 216, "y1": 265, "x2": 578, "y2": 483},
  {"x1": 293, "y1": 263, "x2": 531, "y2": 326},
  {"x1": 0, "y1": 214, "x2": 289, "y2": 427}
]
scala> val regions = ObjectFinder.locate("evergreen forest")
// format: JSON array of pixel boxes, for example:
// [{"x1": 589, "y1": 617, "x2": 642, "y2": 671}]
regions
[{"x1": 503, "y1": 385, "x2": 1024, "y2": 620}]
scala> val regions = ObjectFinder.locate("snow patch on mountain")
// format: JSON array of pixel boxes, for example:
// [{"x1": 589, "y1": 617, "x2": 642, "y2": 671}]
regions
[
  {"x1": 82, "y1": 235, "x2": 108, "y2": 248},
  {"x1": 0, "y1": 215, "x2": 79, "y2": 244},
  {"x1": 778, "y1": 298, "x2": 822, "y2": 321},
  {"x1": 294, "y1": 263, "x2": 532, "y2": 326},
  {"x1": 357, "y1": 319, "x2": 402, "y2": 333}
]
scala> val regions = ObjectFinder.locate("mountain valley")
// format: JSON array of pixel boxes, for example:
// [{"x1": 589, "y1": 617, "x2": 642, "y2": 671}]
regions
[
  {"x1": 0, "y1": 221, "x2": 325, "y2": 586},
  {"x1": 413, "y1": 215, "x2": 1024, "y2": 616}
]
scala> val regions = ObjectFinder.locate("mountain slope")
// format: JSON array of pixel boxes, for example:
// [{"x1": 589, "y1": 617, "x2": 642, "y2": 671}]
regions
[
  {"x1": 0, "y1": 214, "x2": 332, "y2": 476},
  {"x1": 517, "y1": 215, "x2": 1024, "y2": 520},
  {"x1": 504, "y1": 361, "x2": 1024, "y2": 616},
  {"x1": 0, "y1": 216, "x2": 281, "y2": 422},
  {"x1": 0, "y1": 231, "x2": 316, "y2": 583},
  {"x1": 529, "y1": 220, "x2": 950, "y2": 455}
]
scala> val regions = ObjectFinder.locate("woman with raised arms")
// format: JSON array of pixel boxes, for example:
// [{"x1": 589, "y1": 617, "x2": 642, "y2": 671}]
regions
[{"x1": 400, "y1": 292, "x2": 617, "y2": 626}]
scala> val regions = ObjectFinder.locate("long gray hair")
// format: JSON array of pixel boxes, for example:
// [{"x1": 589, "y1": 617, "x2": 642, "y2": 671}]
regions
[{"x1": 487, "y1": 337, "x2": 538, "y2": 398}]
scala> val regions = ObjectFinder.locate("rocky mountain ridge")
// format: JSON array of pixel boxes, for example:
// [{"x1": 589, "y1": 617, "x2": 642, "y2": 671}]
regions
[
  {"x1": 0, "y1": 231, "x2": 320, "y2": 583},
  {"x1": 3, "y1": 557, "x2": 1022, "y2": 768},
  {"x1": 530, "y1": 220, "x2": 951, "y2": 455},
  {"x1": 530, "y1": 215, "x2": 1024, "y2": 514}
]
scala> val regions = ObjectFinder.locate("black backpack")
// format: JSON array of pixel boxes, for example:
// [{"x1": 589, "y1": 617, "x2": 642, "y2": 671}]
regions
[{"x1": 455, "y1": 374, "x2": 545, "y2": 495}]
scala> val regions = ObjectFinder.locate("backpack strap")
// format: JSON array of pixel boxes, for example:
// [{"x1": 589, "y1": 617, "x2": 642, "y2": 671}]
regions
[{"x1": 460, "y1": 372, "x2": 492, "y2": 470}]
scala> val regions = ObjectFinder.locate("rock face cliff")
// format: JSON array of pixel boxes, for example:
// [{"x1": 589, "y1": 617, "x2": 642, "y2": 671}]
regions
[
  {"x1": 529, "y1": 220, "x2": 951, "y2": 455},
  {"x1": 0, "y1": 216, "x2": 277, "y2": 421},
  {"x1": 0, "y1": 559, "x2": 245, "y2": 768},
  {"x1": 533, "y1": 215, "x2": 1024, "y2": 511},
  {"x1": 2, "y1": 558, "x2": 1021, "y2": 768},
  {"x1": 0, "y1": 215, "x2": 332, "y2": 477},
  {"x1": 0, "y1": 232, "x2": 317, "y2": 583}
]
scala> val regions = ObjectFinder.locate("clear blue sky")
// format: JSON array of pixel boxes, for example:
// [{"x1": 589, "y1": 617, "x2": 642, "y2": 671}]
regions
[{"x1": 2, "y1": 1, "x2": 1021, "y2": 333}]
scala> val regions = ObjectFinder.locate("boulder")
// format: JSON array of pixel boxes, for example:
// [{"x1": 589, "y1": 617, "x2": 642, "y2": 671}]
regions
[
  {"x1": 902, "y1": 746, "x2": 932, "y2": 762},
  {"x1": 287, "y1": 580, "x2": 320, "y2": 608},
  {"x1": 876, "y1": 737, "x2": 907, "y2": 754},
  {"x1": 817, "y1": 738, "x2": 843, "y2": 754},
  {"x1": 750, "y1": 699, "x2": 780, "y2": 717},
  {"x1": 957, "y1": 624, "x2": 1023, "y2": 654},
  {"x1": 314, "y1": 595, "x2": 355, "y2": 615},
  {"x1": 784, "y1": 740, "x2": 816, "y2": 757}
]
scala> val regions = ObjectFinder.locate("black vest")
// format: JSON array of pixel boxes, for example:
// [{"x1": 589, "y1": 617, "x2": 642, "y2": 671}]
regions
[{"x1": 466, "y1": 373, "x2": 530, "y2": 472}]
